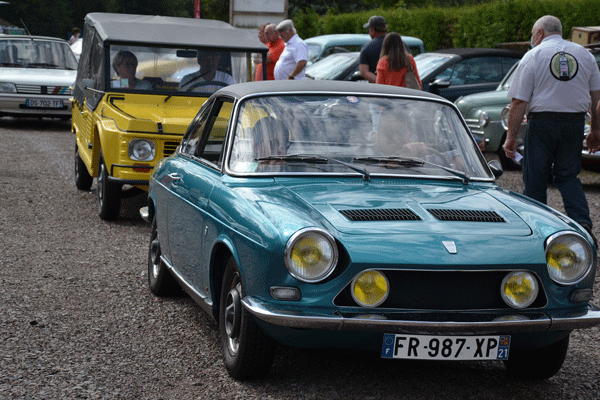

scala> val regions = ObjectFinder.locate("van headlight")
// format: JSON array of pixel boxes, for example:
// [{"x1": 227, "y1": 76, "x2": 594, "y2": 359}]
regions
[
  {"x1": 129, "y1": 139, "x2": 155, "y2": 161},
  {"x1": 284, "y1": 228, "x2": 338, "y2": 283},
  {"x1": 546, "y1": 232, "x2": 593, "y2": 284}
]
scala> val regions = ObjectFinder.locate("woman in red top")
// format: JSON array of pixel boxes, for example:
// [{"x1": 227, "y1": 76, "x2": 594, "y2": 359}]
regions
[{"x1": 376, "y1": 32, "x2": 421, "y2": 89}]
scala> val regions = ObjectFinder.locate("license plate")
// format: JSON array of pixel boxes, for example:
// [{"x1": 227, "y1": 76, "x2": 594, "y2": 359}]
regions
[
  {"x1": 381, "y1": 333, "x2": 510, "y2": 360},
  {"x1": 26, "y1": 99, "x2": 64, "y2": 108}
]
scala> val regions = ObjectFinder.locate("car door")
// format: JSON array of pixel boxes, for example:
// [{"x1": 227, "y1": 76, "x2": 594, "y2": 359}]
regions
[
  {"x1": 166, "y1": 96, "x2": 233, "y2": 296},
  {"x1": 431, "y1": 56, "x2": 518, "y2": 102}
]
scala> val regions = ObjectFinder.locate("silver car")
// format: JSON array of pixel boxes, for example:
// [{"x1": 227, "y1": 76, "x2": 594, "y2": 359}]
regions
[{"x1": 0, "y1": 35, "x2": 78, "y2": 119}]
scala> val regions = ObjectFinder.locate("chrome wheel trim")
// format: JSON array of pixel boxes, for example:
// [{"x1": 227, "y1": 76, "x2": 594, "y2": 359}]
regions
[
  {"x1": 150, "y1": 237, "x2": 161, "y2": 279},
  {"x1": 224, "y1": 280, "x2": 242, "y2": 354}
]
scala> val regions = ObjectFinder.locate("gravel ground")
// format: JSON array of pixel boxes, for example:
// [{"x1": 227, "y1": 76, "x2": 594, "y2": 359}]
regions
[{"x1": 0, "y1": 118, "x2": 599, "y2": 400}]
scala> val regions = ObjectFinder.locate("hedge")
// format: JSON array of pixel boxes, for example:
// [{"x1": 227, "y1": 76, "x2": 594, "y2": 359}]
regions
[{"x1": 293, "y1": 0, "x2": 600, "y2": 51}]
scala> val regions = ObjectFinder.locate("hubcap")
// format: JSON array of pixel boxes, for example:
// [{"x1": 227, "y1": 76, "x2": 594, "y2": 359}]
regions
[
  {"x1": 224, "y1": 282, "x2": 242, "y2": 353},
  {"x1": 97, "y1": 162, "x2": 105, "y2": 209},
  {"x1": 150, "y1": 237, "x2": 161, "y2": 279}
]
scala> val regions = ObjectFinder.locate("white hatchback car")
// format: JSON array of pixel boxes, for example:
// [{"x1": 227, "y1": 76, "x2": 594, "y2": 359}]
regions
[{"x1": 0, "y1": 35, "x2": 78, "y2": 119}]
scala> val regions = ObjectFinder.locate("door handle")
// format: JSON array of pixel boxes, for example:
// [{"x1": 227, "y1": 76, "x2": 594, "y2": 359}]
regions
[{"x1": 168, "y1": 173, "x2": 181, "y2": 181}]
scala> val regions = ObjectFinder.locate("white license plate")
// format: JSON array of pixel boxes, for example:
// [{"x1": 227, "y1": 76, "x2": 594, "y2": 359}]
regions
[
  {"x1": 381, "y1": 333, "x2": 510, "y2": 360},
  {"x1": 26, "y1": 99, "x2": 64, "y2": 108}
]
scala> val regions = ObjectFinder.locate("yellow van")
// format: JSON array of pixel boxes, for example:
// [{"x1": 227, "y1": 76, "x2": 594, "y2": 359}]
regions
[{"x1": 72, "y1": 13, "x2": 267, "y2": 220}]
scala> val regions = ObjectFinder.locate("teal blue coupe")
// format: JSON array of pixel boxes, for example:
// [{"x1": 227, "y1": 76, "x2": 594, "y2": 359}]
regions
[{"x1": 142, "y1": 80, "x2": 600, "y2": 380}]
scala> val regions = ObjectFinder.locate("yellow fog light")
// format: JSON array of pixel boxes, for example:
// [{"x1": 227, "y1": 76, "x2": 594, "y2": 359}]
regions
[
  {"x1": 351, "y1": 270, "x2": 389, "y2": 308},
  {"x1": 501, "y1": 271, "x2": 538, "y2": 309}
]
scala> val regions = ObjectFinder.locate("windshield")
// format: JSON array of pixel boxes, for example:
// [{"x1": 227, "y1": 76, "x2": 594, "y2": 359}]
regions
[
  {"x1": 306, "y1": 43, "x2": 322, "y2": 62},
  {"x1": 0, "y1": 38, "x2": 78, "y2": 69},
  {"x1": 305, "y1": 53, "x2": 357, "y2": 80},
  {"x1": 109, "y1": 45, "x2": 255, "y2": 96},
  {"x1": 229, "y1": 94, "x2": 492, "y2": 180},
  {"x1": 413, "y1": 53, "x2": 454, "y2": 78}
]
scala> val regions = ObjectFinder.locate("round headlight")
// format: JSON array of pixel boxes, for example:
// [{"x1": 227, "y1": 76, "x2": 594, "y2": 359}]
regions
[
  {"x1": 351, "y1": 270, "x2": 389, "y2": 307},
  {"x1": 284, "y1": 228, "x2": 338, "y2": 283},
  {"x1": 478, "y1": 111, "x2": 489, "y2": 128},
  {"x1": 546, "y1": 232, "x2": 593, "y2": 284},
  {"x1": 129, "y1": 139, "x2": 155, "y2": 161},
  {"x1": 501, "y1": 271, "x2": 538, "y2": 309}
]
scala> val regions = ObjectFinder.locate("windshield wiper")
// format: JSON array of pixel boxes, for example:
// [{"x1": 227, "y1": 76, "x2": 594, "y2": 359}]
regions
[
  {"x1": 27, "y1": 63, "x2": 59, "y2": 68},
  {"x1": 354, "y1": 156, "x2": 470, "y2": 184},
  {"x1": 256, "y1": 154, "x2": 371, "y2": 181},
  {"x1": 0, "y1": 62, "x2": 22, "y2": 67}
]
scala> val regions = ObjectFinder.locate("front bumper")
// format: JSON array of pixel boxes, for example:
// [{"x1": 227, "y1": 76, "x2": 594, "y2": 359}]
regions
[
  {"x1": 0, "y1": 94, "x2": 72, "y2": 117},
  {"x1": 243, "y1": 296, "x2": 600, "y2": 334}
]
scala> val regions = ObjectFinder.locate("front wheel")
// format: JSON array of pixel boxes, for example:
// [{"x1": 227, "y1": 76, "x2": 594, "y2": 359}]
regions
[
  {"x1": 74, "y1": 144, "x2": 93, "y2": 190},
  {"x1": 97, "y1": 153, "x2": 122, "y2": 220},
  {"x1": 219, "y1": 257, "x2": 276, "y2": 380},
  {"x1": 503, "y1": 335, "x2": 570, "y2": 380},
  {"x1": 148, "y1": 216, "x2": 179, "y2": 296}
]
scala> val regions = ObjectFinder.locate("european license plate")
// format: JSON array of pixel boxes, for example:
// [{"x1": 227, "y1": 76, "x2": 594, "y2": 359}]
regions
[
  {"x1": 381, "y1": 333, "x2": 510, "y2": 360},
  {"x1": 26, "y1": 99, "x2": 64, "y2": 108}
]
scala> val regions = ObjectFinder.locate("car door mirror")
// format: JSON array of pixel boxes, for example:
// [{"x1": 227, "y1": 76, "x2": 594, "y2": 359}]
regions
[
  {"x1": 82, "y1": 78, "x2": 95, "y2": 97},
  {"x1": 487, "y1": 159, "x2": 503, "y2": 179},
  {"x1": 350, "y1": 70, "x2": 364, "y2": 81},
  {"x1": 430, "y1": 78, "x2": 451, "y2": 89}
]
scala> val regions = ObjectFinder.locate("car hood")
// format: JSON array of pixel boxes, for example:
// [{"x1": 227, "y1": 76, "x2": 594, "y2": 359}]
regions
[
  {"x1": 455, "y1": 89, "x2": 509, "y2": 115},
  {"x1": 268, "y1": 178, "x2": 536, "y2": 236},
  {"x1": 0, "y1": 67, "x2": 77, "y2": 86}
]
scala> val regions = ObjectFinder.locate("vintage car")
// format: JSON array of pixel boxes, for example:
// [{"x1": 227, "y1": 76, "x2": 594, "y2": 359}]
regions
[
  {"x1": 72, "y1": 13, "x2": 267, "y2": 220},
  {"x1": 456, "y1": 45, "x2": 600, "y2": 171},
  {"x1": 142, "y1": 80, "x2": 600, "y2": 380},
  {"x1": 305, "y1": 33, "x2": 424, "y2": 65},
  {"x1": 414, "y1": 48, "x2": 522, "y2": 102},
  {"x1": 0, "y1": 34, "x2": 78, "y2": 119}
]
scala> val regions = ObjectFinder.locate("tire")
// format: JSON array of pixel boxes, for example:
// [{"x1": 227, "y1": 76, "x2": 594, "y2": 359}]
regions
[
  {"x1": 503, "y1": 335, "x2": 570, "y2": 380},
  {"x1": 97, "y1": 153, "x2": 122, "y2": 220},
  {"x1": 74, "y1": 144, "x2": 93, "y2": 191},
  {"x1": 219, "y1": 257, "x2": 276, "y2": 380},
  {"x1": 147, "y1": 216, "x2": 179, "y2": 296}
]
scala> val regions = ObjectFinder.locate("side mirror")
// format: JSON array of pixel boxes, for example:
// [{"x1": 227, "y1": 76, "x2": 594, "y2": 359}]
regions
[
  {"x1": 487, "y1": 159, "x2": 503, "y2": 179},
  {"x1": 430, "y1": 78, "x2": 451, "y2": 89},
  {"x1": 350, "y1": 70, "x2": 364, "y2": 81},
  {"x1": 81, "y1": 78, "x2": 95, "y2": 97}
]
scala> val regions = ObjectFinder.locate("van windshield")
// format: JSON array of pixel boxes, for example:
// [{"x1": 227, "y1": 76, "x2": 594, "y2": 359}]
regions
[{"x1": 109, "y1": 45, "x2": 255, "y2": 96}]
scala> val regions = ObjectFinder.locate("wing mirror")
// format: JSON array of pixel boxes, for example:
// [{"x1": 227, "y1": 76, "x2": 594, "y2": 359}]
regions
[{"x1": 487, "y1": 159, "x2": 503, "y2": 179}]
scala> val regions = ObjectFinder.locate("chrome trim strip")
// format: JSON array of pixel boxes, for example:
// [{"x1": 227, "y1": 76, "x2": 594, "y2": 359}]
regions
[{"x1": 243, "y1": 296, "x2": 600, "y2": 334}]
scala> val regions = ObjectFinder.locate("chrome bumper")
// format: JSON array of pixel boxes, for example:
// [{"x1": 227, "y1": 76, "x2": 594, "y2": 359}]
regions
[{"x1": 243, "y1": 297, "x2": 600, "y2": 334}]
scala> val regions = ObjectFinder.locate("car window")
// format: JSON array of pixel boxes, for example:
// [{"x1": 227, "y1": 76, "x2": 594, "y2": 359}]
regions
[
  {"x1": 193, "y1": 99, "x2": 233, "y2": 167},
  {"x1": 413, "y1": 53, "x2": 454, "y2": 78},
  {"x1": 0, "y1": 38, "x2": 77, "y2": 70},
  {"x1": 307, "y1": 43, "x2": 322, "y2": 62},
  {"x1": 305, "y1": 53, "x2": 358, "y2": 80},
  {"x1": 436, "y1": 57, "x2": 509, "y2": 86}
]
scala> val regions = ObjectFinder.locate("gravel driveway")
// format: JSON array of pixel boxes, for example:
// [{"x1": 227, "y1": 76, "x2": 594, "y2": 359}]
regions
[{"x1": 0, "y1": 118, "x2": 599, "y2": 399}]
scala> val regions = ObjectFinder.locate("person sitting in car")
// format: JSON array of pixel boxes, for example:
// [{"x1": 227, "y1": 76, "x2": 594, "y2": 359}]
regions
[
  {"x1": 112, "y1": 50, "x2": 153, "y2": 90},
  {"x1": 179, "y1": 50, "x2": 234, "y2": 95}
]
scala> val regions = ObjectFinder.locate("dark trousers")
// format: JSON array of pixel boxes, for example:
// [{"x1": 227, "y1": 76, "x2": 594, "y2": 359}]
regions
[{"x1": 523, "y1": 112, "x2": 592, "y2": 228}]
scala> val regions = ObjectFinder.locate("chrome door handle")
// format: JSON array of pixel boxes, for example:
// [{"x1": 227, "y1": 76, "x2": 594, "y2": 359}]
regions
[{"x1": 168, "y1": 173, "x2": 181, "y2": 181}]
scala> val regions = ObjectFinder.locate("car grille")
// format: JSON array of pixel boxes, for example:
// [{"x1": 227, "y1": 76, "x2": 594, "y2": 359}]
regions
[
  {"x1": 15, "y1": 84, "x2": 73, "y2": 95},
  {"x1": 464, "y1": 118, "x2": 483, "y2": 135},
  {"x1": 334, "y1": 270, "x2": 547, "y2": 310},
  {"x1": 427, "y1": 209, "x2": 505, "y2": 222},
  {"x1": 339, "y1": 208, "x2": 421, "y2": 221},
  {"x1": 163, "y1": 141, "x2": 180, "y2": 157}
]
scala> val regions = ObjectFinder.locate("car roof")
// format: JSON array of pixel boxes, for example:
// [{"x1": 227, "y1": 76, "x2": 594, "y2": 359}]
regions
[
  {"x1": 0, "y1": 34, "x2": 68, "y2": 43},
  {"x1": 214, "y1": 80, "x2": 449, "y2": 102},
  {"x1": 305, "y1": 33, "x2": 423, "y2": 47},
  {"x1": 84, "y1": 12, "x2": 268, "y2": 53},
  {"x1": 427, "y1": 47, "x2": 523, "y2": 58}
]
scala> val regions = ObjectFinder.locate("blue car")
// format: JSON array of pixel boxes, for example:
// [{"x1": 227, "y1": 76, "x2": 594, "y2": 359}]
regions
[{"x1": 142, "y1": 80, "x2": 599, "y2": 380}]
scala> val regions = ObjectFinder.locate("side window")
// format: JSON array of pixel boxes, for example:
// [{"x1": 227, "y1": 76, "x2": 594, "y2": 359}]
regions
[
  {"x1": 197, "y1": 99, "x2": 233, "y2": 167},
  {"x1": 180, "y1": 100, "x2": 214, "y2": 157},
  {"x1": 501, "y1": 57, "x2": 519, "y2": 75}
]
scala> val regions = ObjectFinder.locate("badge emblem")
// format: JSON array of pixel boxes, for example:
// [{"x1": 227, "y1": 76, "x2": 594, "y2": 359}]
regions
[
  {"x1": 442, "y1": 241, "x2": 457, "y2": 254},
  {"x1": 550, "y1": 52, "x2": 578, "y2": 81}
]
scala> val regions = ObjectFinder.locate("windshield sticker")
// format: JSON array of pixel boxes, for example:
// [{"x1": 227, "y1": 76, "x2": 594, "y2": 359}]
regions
[
  {"x1": 549, "y1": 52, "x2": 578, "y2": 81},
  {"x1": 346, "y1": 96, "x2": 359, "y2": 104}
]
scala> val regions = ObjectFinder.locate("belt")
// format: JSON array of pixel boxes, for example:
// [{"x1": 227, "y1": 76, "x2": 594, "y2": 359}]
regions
[{"x1": 528, "y1": 112, "x2": 586, "y2": 120}]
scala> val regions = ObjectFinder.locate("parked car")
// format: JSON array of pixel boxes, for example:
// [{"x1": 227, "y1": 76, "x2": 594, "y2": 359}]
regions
[
  {"x1": 414, "y1": 48, "x2": 522, "y2": 102},
  {"x1": 142, "y1": 80, "x2": 600, "y2": 381},
  {"x1": 305, "y1": 33, "x2": 425, "y2": 65},
  {"x1": 305, "y1": 52, "x2": 363, "y2": 81},
  {"x1": 456, "y1": 45, "x2": 600, "y2": 171},
  {"x1": 72, "y1": 12, "x2": 267, "y2": 220},
  {"x1": 0, "y1": 34, "x2": 78, "y2": 119}
]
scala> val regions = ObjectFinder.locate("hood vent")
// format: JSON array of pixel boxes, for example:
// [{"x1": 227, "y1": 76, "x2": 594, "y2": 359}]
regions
[
  {"x1": 427, "y1": 209, "x2": 505, "y2": 222},
  {"x1": 339, "y1": 208, "x2": 421, "y2": 222}
]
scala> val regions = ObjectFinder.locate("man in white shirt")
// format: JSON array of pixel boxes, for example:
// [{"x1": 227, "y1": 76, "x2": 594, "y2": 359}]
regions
[
  {"x1": 179, "y1": 50, "x2": 234, "y2": 95},
  {"x1": 273, "y1": 20, "x2": 308, "y2": 80},
  {"x1": 504, "y1": 15, "x2": 600, "y2": 243}
]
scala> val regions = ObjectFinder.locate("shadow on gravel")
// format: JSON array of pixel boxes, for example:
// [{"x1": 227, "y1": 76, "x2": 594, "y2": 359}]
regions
[{"x1": 0, "y1": 116, "x2": 71, "y2": 131}]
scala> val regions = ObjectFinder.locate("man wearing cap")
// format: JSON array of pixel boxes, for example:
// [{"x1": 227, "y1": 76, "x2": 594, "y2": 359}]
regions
[
  {"x1": 274, "y1": 19, "x2": 308, "y2": 80},
  {"x1": 359, "y1": 15, "x2": 388, "y2": 83}
]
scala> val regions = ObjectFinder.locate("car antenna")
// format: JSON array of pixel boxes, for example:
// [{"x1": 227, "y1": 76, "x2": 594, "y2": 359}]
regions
[{"x1": 20, "y1": 19, "x2": 32, "y2": 36}]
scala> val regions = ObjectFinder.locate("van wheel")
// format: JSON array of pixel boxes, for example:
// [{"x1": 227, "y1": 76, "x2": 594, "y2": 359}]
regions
[
  {"x1": 97, "y1": 153, "x2": 122, "y2": 220},
  {"x1": 219, "y1": 257, "x2": 276, "y2": 380},
  {"x1": 74, "y1": 144, "x2": 93, "y2": 190}
]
